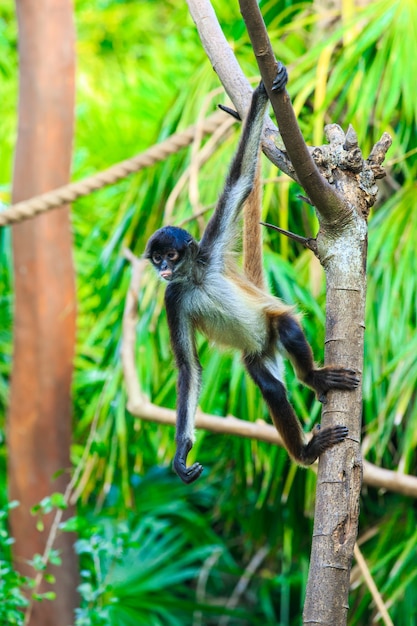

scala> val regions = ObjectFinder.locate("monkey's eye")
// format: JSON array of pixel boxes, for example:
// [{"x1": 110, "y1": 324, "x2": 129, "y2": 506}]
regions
[
  {"x1": 152, "y1": 253, "x2": 162, "y2": 265},
  {"x1": 167, "y1": 250, "x2": 179, "y2": 261}
]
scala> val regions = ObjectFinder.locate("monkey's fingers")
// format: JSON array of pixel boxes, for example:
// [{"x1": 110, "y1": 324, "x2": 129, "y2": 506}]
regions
[{"x1": 271, "y1": 62, "x2": 288, "y2": 93}]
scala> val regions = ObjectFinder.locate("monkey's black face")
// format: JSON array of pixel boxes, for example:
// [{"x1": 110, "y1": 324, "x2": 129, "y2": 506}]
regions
[
  {"x1": 150, "y1": 249, "x2": 180, "y2": 281},
  {"x1": 145, "y1": 225, "x2": 196, "y2": 282}
]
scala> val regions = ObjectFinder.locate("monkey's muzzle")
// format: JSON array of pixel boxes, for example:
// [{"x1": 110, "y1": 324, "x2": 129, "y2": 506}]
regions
[{"x1": 160, "y1": 269, "x2": 173, "y2": 281}]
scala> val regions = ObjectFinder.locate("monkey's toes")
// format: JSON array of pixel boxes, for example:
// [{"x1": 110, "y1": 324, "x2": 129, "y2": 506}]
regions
[
  {"x1": 271, "y1": 62, "x2": 288, "y2": 92},
  {"x1": 315, "y1": 424, "x2": 349, "y2": 453},
  {"x1": 329, "y1": 424, "x2": 349, "y2": 443},
  {"x1": 327, "y1": 368, "x2": 360, "y2": 390},
  {"x1": 343, "y1": 369, "x2": 361, "y2": 388},
  {"x1": 303, "y1": 424, "x2": 348, "y2": 463}
]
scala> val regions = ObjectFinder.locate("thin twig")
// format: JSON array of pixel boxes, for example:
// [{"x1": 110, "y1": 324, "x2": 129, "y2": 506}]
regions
[
  {"x1": 260, "y1": 221, "x2": 318, "y2": 254},
  {"x1": 193, "y1": 548, "x2": 223, "y2": 626},
  {"x1": 353, "y1": 544, "x2": 394, "y2": 626},
  {"x1": 238, "y1": 0, "x2": 345, "y2": 220},
  {"x1": 219, "y1": 546, "x2": 269, "y2": 626}
]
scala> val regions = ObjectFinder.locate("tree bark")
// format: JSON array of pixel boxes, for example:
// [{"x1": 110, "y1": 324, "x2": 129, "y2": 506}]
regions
[
  {"x1": 8, "y1": 1, "x2": 78, "y2": 624},
  {"x1": 302, "y1": 128, "x2": 366, "y2": 626}
]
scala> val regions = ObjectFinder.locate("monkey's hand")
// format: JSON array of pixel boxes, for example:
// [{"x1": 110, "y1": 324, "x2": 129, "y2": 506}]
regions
[
  {"x1": 173, "y1": 439, "x2": 204, "y2": 484},
  {"x1": 271, "y1": 62, "x2": 288, "y2": 93}
]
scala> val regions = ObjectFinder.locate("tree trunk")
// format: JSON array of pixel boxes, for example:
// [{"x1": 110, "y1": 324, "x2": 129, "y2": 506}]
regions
[
  {"x1": 186, "y1": 1, "x2": 390, "y2": 622},
  {"x1": 8, "y1": 1, "x2": 78, "y2": 624},
  {"x1": 302, "y1": 192, "x2": 366, "y2": 625}
]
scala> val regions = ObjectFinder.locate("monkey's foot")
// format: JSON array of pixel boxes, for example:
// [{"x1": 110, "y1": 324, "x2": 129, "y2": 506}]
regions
[
  {"x1": 307, "y1": 367, "x2": 360, "y2": 402},
  {"x1": 173, "y1": 440, "x2": 204, "y2": 484},
  {"x1": 302, "y1": 424, "x2": 349, "y2": 464},
  {"x1": 271, "y1": 62, "x2": 288, "y2": 93},
  {"x1": 324, "y1": 368, "x2": 360, "y2": 389}
]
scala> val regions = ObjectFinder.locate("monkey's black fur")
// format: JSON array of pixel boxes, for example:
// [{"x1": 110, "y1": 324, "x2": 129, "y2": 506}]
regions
[{"x1": 145, "y1": 65, "x2": 359, "y2": 484}]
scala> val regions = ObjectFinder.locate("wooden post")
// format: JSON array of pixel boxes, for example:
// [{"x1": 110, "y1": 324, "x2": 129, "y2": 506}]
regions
[{"x1": 8, "y1": 1, "x2": 78, "y2": 623}]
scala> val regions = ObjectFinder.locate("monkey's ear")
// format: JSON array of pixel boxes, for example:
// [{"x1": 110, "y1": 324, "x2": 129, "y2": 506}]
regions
[{"x1": 186, "y1": 238, "x2": 199, "y2": 255}]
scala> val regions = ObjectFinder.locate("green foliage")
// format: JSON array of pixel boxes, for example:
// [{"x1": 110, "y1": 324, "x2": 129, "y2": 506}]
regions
[
  {"x1": 0, "y1": 3, "x2": 17, "y2": 191},
  {"x1": 0, "y1": 501, "x2": 62, "y2": 625},
  {"x1": 0, "y1": 562, "x2": 28, "y2": 626},
  {"x1": 365, "y1": 187, "x2": 417, "y2": 470},
  {"x1": 0, "y1": 227, "x2": 12, "y2": 426},
  {"x1": 0, "y1": 498, "x2": 21, "y2": 624},
  {"x1": 1, "y1": 0, "x2": 417, "y2": 624},
  {"x1": 72, "y1": 470, "x2": 281, "y2": 625},
  {"x1": 75, "y1": 519, "x2": 211, "y2": 625}
]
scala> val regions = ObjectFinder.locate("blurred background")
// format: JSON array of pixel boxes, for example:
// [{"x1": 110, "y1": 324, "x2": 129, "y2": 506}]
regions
[{"x1": 0, "y1": 0, "x2": 416, "y2": 624}]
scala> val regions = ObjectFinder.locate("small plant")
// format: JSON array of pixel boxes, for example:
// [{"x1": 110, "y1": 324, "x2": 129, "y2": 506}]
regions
[
  {"x1": 0, "y1": 497, "x2": 69, "y2": 625},
  {"x1": 0, "y1": 502, "x2": 30, "y2": 626},
  {"x1": 73, "y1": 514, "x2": 220, "y2": 626}
]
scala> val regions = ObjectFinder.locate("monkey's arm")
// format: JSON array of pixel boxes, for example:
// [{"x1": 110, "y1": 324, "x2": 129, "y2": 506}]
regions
[
  {"x1": 165, "y1": 287, "x2": 203, "y2": 484},
  {"x1": 199, "y1": 79, "x2": 271, "y2": 267}
]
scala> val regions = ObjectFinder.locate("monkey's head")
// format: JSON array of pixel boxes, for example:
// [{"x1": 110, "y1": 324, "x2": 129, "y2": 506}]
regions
[{"x1": 145, "y1": 225, "x2": 198, "y2": 282}]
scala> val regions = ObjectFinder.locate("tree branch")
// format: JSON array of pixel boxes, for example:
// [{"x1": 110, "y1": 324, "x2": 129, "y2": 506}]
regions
[
  {"x1": 237, "y1": 0, "x2": 346, "y2": 222},
  {"x1": 185, "y1": 0, "x2": 294, "y2": 178},
  {"x1": 260, "y1": 221, "x2": 318, "y2": 254},
  {"x1": 353, "y1": 544, "x2": 394, "y2": 626}
]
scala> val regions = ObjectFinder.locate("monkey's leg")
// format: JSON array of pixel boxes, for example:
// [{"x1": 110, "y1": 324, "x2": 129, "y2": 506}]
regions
[
  {"x1": 243, "y1": 354, "x2": 348, "y2": 465},
  {"x1": 278, "y1": 314, "x2": 360, "y2": 402}
]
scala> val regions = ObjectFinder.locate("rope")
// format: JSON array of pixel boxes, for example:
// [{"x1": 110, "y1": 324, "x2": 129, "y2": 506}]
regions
[{"x1": 0, "y1": 110, "x2": 228, "y2": 227}]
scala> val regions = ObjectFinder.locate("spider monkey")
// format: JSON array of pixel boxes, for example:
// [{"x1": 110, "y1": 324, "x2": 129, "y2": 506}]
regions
[{"x1": 145, "y1": 64, "x2": 359, "y2": 484}]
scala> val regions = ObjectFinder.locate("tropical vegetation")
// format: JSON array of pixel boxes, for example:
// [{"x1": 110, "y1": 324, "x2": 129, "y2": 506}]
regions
[{"x1": 1, "y1": 0, "x2": 417, "y2": 624}]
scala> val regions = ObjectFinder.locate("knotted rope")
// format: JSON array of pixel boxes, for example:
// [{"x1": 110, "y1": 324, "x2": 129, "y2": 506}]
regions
[{"x1": 0, "y1": 110, "x2": 227, "y2": 227}]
